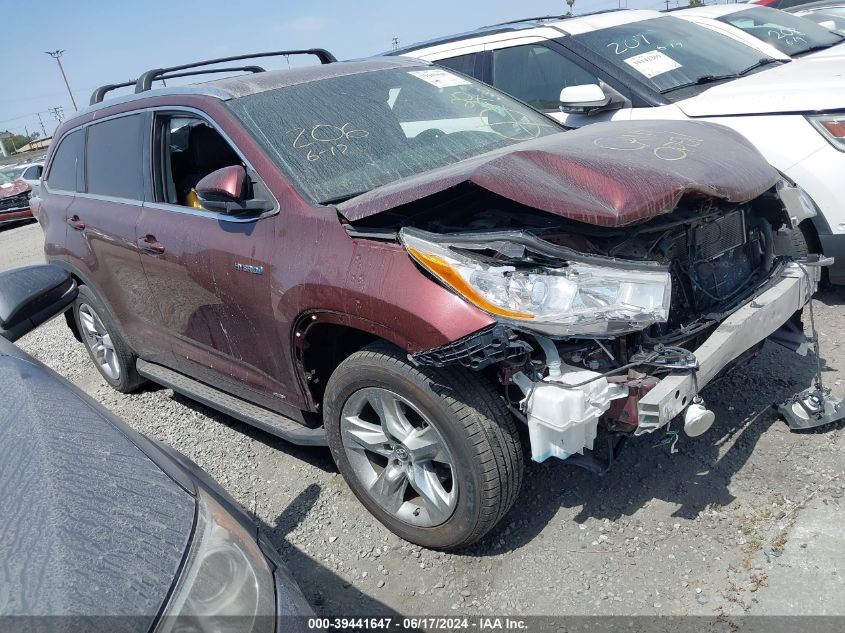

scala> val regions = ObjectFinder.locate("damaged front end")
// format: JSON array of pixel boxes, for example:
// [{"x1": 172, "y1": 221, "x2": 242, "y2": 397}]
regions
[{"x1": 387, "y1": 181, "x2": 824, "y2": 467}]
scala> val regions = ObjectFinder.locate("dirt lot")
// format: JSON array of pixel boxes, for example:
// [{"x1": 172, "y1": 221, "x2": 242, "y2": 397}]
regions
[{"x1": 4, "y1": 219, "x2": 845, "y2": 618}]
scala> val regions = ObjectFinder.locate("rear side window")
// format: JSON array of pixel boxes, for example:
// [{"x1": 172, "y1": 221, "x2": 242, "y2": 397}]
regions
[
  {"x1": 46, "y1": 130, "x2": 84, "y2": 191},
  {"x1": 491, "y1": 45, "x2": 599, "y2": 111},
  {"x1": 436, "y1": 53, "x2": 480, "y2": 78},
  {"x1": 22, "y1": 165, "x2": 42, "y2": 180},
  {"x1": 86, "y1": 114, "x2": 144, "y2": 200}
]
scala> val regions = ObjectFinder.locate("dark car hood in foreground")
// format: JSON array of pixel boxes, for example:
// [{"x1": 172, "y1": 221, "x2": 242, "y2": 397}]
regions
[
  {"x1": 338, "y1": 120, "x2": 779, "y2": 228},
  {"x1": 0, "y1": 337, "x2": 194, "y2": 625}
]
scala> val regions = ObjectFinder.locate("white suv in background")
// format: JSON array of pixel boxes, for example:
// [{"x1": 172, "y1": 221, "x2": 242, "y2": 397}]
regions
[
  {"x1": 674, "y1": 4, "x2": 845, "y2": 59},
  {"x1": 394, "y1": 9, "x2": 845, "y2": 283}
]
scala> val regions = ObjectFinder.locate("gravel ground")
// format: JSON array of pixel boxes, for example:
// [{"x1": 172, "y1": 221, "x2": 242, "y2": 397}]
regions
[{"x1": 4, "y1": 220, "x2": 845, "y2": 617}]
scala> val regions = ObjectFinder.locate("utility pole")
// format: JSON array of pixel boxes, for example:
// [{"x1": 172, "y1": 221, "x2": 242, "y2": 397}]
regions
[
  {"x1": 36, "y1": 112, "x2": 48, "y2": 138},
  {"x1": 45, "y1": 50, "x2": 78, "y2": 111},
  {"x1": 48, "y1": 106, "x2": 65, "y2": 126}
]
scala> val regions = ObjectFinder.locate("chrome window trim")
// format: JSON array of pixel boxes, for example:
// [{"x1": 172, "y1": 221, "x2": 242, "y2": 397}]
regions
[
  {"x1": 142, "y1": 201, "x2": 275, "y2": 223},
  {"x1": 146, "y1": 105, "x2": 280, "y2": 219},
  {"x1": 43, "y1": 105, "x2": 279, "y2": 221},
  {"x1": 74, "y1": 191, "x2": 143, "y2": 206}
]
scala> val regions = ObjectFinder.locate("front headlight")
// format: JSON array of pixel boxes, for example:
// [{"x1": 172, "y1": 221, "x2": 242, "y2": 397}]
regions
[
  {"x1": 157, "y1": 490, "x2": 276, "y2": 633},
  {"x1": 401, "y1": 229, "x2": 671, "y2": 337},
  {"x1": 807, "y1": 114, "x2": 845, "y2": 152}
]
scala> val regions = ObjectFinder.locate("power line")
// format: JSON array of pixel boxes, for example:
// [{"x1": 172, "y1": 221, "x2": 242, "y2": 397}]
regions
[{"x1": 36, "y1": 112, "x2": 48, "y2": 138}]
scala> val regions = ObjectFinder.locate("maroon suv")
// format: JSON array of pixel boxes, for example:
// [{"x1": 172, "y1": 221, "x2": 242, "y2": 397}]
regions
[{"x1": 37, "y1": 51, "x2": 818, "y2": 549}]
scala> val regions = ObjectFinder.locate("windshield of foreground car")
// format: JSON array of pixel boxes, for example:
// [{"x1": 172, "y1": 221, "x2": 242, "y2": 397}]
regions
[
  {"x1": 0, "y1": 171, "x2": 15, "y2": 185},
  {"x1": 228, "y1": 66, "x2": 561, "y2": 204},
  {"x1": 571, "y1": 16, "x2": 779, "y2": 95},
  {"x1": 717, "y1": 6, "x2": 843, "y2": 56}
]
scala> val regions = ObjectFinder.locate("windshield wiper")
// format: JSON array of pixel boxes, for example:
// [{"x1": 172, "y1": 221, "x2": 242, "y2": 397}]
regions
[
  {"x1": 737, "y1": 57, "x2": 783, "y2": 75},
  {"x1": 318, "y1": 190, "x2": 371, "y2": 205},
  {"x1": 660, "y1": 73, "x2": 738, "y2": 94},
  {"x1": 660, "y1": 59, "x2": 782, "y2": 94},
  {"x1": 794, "y1": 42, "x2": 841, "y2": 56}
]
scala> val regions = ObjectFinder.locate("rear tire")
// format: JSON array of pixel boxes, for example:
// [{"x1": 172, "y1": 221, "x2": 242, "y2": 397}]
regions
[
  {"x1": 323, "y1": 342, "x2": 524, "y2": 550},
  {"x1": 73, "y1": 285, "x2": 145, "y2": 393}
]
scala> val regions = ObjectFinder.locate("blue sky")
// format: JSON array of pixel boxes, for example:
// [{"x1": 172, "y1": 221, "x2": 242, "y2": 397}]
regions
[{"x1": 1, "y1": 0, "x2": 675, "y2": 138}]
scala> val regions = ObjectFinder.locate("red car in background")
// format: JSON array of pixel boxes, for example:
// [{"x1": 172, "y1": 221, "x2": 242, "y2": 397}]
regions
[{"x1": 0, "y1": 170, "x2": 32, "y2": 226}]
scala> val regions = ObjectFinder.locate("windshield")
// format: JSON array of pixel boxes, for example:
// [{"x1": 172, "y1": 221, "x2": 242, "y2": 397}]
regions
[
  {"x1": 717, "y1": 7, "x2": 843, "y2": 56},
  {"x1": 796, "y1": 8, "x2": 845, "y2": 35},
  {"x1": 1, "y1": 167, "x2": 24, "y2": 180},
  {"x1": 571, "y1": 16, "x2": 776, "y2": 94},
  {"x1": 0, "y1": 171, "x2": 16, "y2": 185},
  {"x1": 228, "y1": 66, "x2": 560, "y2": 204}
]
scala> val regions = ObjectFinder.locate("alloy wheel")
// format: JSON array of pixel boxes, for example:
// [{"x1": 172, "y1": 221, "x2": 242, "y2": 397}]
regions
[
  {"x1": 339, "y1": 387, "x2": 458, "y2": 527},
  {"x1": 78, "y1": 303, "x2": 120, "y2": 380}
]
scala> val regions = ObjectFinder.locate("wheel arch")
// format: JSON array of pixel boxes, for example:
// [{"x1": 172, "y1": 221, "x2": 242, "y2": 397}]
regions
[
  {"x1": 293, "y1": 310, "x2": 423, "y2": 411},
  {"x1": 50, "y1": 260, "x2": 130, "y2": 345}
]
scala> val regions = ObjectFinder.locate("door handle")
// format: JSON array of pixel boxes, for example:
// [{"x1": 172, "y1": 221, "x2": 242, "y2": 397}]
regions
[
  {"x1": 67, "y1": 215, "x2": 85, "y2": 231},
  {"x1": 137, "y1": 235, "x2": 165, "y2": 254}
]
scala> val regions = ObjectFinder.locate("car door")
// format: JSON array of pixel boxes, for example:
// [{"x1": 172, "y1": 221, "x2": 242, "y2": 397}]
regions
[
  {"x1": 485, "y1": 39, "x2": 633, "y2": 128},
  {"x1": 59, "y1": 114, "x2": 165, "y2": 362},
  {"x1": 136, "y1": 111, "x2": 286, "y2": 410}
]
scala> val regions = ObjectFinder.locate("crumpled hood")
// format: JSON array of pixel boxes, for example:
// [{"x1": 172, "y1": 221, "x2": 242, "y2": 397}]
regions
[
  {"x1": 338, "y1": 120, "x2": 779, "y2": 228},
  {"x1": 0, "y1": 179, "x2": 30, "y2": 199},
  {"x1": 678, "y1": 55, "x2": 845, "y2": 117}
]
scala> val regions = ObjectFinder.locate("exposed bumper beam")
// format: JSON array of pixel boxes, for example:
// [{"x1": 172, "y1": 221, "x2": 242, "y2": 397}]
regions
[{"x1": 637, "y1": 264, "x2": 817, "y2": 432}]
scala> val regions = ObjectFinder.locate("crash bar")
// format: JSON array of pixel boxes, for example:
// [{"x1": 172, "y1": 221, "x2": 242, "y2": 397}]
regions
[{"x1": 636, "y1": 264, "x2": 817, "y2": 432}]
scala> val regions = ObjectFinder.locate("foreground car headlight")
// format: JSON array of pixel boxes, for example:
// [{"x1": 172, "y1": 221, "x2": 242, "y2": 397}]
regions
[
  {"x1": 401, "y1": 229, "x2": 671, "y2": 336},
  {"x1": 807, "y1": 114, "x2": 845, "y2": 152},
  {"x1": 157, "y1": 490, "x2": 275, "y2": 633}
]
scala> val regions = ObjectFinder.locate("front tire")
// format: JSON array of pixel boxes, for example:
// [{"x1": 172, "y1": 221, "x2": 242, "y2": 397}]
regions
[
  {"x1": 323, "y1": 342, "x2": 524, "y2": 550},
  {"x1": 73, "y1": 284, "x2": 145, "y2": 393}
]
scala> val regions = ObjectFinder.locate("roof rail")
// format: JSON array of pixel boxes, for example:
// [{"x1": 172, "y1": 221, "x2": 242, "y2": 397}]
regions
[
  {"x1": 488, "y1": 7, "x2": 628, "y2": 27},
  {"x1": 133, "y1": 49, "x2": 337, "y2": 94},
  {"x1": 89, "y1": 65, "x2": 267, "y2": 105},
  {"x1": 491, "y1": 14, "x2": 568, "y2": 26}
]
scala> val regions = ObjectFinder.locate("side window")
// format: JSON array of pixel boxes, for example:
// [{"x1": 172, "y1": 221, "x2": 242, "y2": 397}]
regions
[
  {"x1": 46, "y1": 130, "x2": 84, "y2": 191},
  {"x1": 491, "y1": 44, "x2": 599, "y2": 111},
  {"x1": 435, "y1": 53, "x2": 480, "y2": 78},
  {"x1": 22, "y1": 165, "x2": 42, "y2": 180},
  {"x1": 154, "y1": 115, "x2": 242, "y2": 208},
  {"x1": 86, "y1": 114, "x2": 144, "y2": 200}
]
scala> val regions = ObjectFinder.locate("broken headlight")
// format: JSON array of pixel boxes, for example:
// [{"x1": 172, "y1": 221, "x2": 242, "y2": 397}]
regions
[{"x1": 401, "y1": 228, "x2": 671, "y2": 337}]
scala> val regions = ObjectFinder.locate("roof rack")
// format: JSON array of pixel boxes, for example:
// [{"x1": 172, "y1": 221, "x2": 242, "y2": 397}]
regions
[
  {"x1": 89, "y1": 49, "x2": 337, "y2": 105},
  {"x1": 489, "y1": 8, "x2": 626, "y2": 27},
  {"x1": 492, "y1": 14, "x2": 568, "y2": 25},
  {"x1": 90, "y1": 66, "x2": 266, "y2": 105},
  {"x1": 134, "y1": 49, "x2": 336, "y2": 94}
]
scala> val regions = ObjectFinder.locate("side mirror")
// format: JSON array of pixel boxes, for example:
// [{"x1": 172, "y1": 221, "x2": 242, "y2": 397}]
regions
[
  {"x1": 195, "y1": 165, "x2": 273, "y2": 216},
  {"x1": 0, "y1": 265, "x2": 77, "y2": 342},
  {"x1": 559, "y1": 84, "x2": 624, "y2": 115}
]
